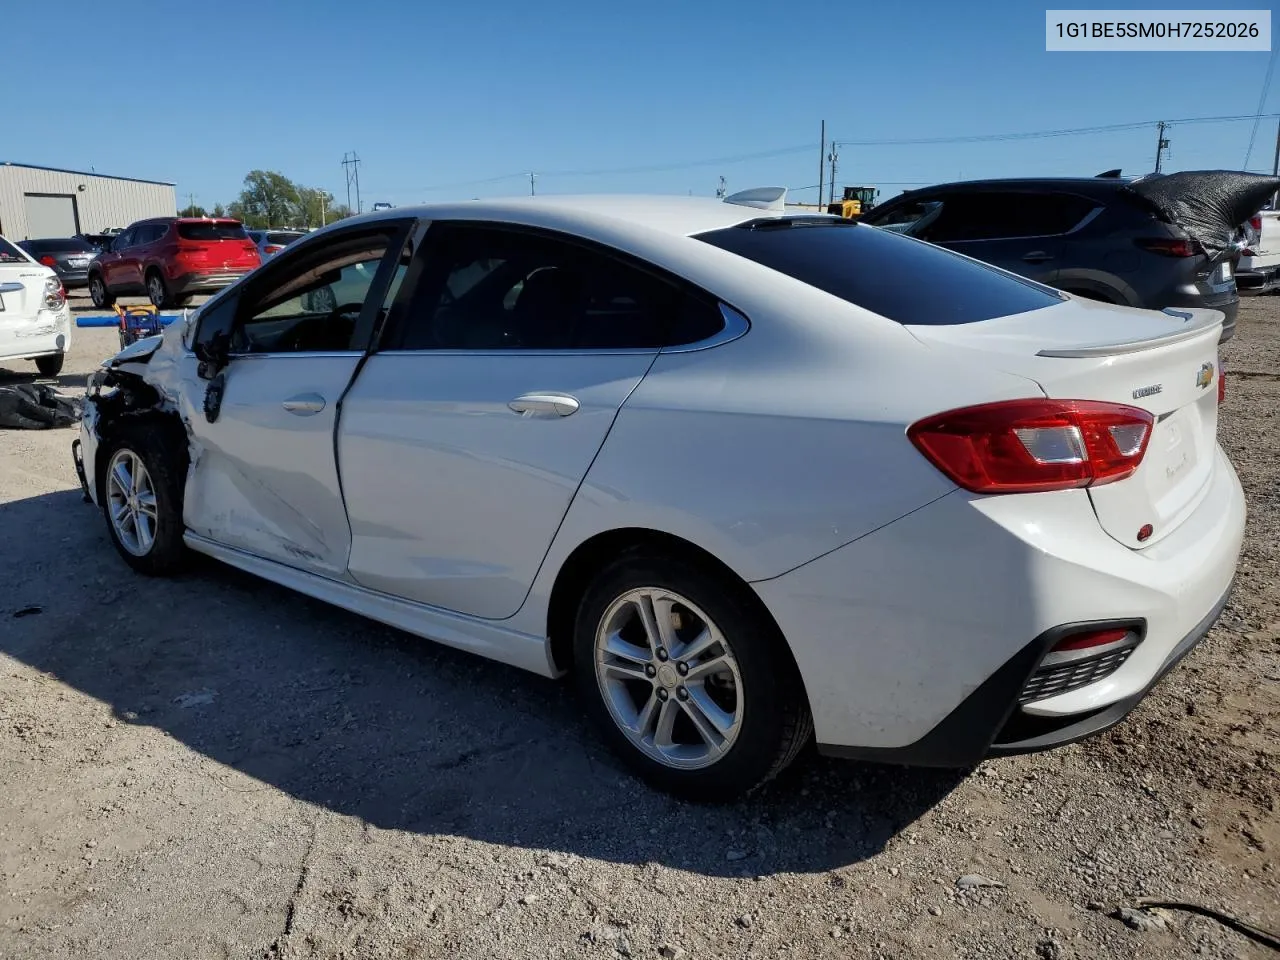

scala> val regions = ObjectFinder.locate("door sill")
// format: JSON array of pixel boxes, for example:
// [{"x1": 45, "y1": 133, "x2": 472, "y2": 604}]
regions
[{"x1": 183, "y1": 532, "x2": 555, "y2": 677}]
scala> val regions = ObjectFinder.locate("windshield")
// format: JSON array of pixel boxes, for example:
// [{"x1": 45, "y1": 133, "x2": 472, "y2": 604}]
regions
[
  {"x1": 267, "y1": 232, "x2": 304, "y2": 245},
  {"x1": 695, "y1": 219, "x2": 1063, "y2": 325},
  {"x1": 177, "y1": 221, "x2": 249, "y2": 241}
]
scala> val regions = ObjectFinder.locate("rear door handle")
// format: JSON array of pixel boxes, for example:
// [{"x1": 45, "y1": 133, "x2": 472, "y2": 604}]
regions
[
  {"x1": 508, "y1": 393, "x2": 580, "y2": 418},
  {"x1": 1022, "y1": 251, "x2": 1053, "y2": 263},
  {"x1": 282, "y1": 393, "x2": 326, "y2": 416}
]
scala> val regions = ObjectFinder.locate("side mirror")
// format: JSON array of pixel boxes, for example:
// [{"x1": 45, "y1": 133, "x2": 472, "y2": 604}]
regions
[{"x1": 193, "y1": 296, "x2": 237, "y2": 380}]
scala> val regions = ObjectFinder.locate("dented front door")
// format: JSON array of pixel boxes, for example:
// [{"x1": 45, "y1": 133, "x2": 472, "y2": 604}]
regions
[{"x1": 182, "y1": 352, "x2": 361, "y2": 577}]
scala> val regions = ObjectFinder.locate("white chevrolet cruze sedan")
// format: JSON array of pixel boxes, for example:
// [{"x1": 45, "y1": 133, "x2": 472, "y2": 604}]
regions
[{"x1": 73, "y1": 189, "x2": 1245, "y2": 801}]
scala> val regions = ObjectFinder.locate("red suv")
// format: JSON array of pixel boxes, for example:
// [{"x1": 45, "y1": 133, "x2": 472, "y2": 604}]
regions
[{"x1": 88, "y1": 217, "x2": 261, "y2": 309}]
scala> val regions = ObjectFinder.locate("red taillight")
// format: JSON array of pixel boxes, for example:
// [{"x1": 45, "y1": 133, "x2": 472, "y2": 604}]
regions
[
  {"x1": 1051, "y1": 627, "x2": 1131, "y2": 653},
  {"x1": 1135, "y1": 237, "x2": 1198, "y2": 257},
  {"x1": 1218, "y1": 369, "x2": 1226, "y2": 404},
  {"x1": 38, "y1": 255, "x2": 56, "y2": 266},
  {"x1": 264, "y1": 244, "x2": 283, "y2": 254},
  {"x1": 907, "y1": 399, "x2": 1155, "y2": 494},
  {"x1": 1250, "y1": 215, "x2": 1262, "y2": 233}
]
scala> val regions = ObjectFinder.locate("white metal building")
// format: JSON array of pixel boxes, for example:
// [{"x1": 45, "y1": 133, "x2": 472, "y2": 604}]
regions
[{"x1": 0, "y1": 162, "x2": 176, "y2": 240}]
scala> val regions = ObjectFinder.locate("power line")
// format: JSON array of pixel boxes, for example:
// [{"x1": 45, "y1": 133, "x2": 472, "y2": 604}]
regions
[
  {"x1": 1244, "y1": 47, "x2": 1279, "y2": 168},
  {"x1": 406, "y1": 111, "x2": 1280, "y2": 197}
]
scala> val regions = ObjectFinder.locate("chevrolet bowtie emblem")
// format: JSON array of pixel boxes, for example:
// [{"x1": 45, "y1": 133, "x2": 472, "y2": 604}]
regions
[{"x1": 1195, "y1": 362, "x2": 1215, "y2": 389}]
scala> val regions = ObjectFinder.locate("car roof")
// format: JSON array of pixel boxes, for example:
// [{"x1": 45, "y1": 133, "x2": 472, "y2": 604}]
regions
[
  {"x1": 889, "y1": 176, "x2": 1144, "y2": 201},
  {"x1": 337, "y1": 195, "x2": 781, "y2": 239}
]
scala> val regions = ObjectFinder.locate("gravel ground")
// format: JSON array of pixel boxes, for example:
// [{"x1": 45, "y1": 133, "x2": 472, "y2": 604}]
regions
[{"x1": 1, "y1": 294, "x2": 1277, "y2": 959}]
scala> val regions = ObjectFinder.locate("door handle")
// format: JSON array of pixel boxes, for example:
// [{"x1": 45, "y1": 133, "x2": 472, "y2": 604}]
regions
[
  {"x1": 1022, "y1": 251, "x2": 1053, "y2": 263},
  {"x1": 508, "y1": 393, "x2": 580, "y2": 418},
  {"x1": 282, "y1": 393, "x2": 326, "y2": 416}
]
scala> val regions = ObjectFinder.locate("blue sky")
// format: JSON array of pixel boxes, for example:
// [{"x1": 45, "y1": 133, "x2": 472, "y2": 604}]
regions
[{"x1": 6, "y1": 0, "x2": 1277, "y2": 209}]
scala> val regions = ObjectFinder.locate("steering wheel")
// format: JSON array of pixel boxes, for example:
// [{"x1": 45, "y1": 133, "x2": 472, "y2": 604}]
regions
[{"x1": 281, "y1": 302, "x2": 364, "y2": 352}]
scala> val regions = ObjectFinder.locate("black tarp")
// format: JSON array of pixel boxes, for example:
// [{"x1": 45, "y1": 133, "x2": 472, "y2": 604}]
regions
[
  {"x1": 0, "y1": 384, "x2": 82, "y2": 429},
  {"x1": 1123, "y1": 171, "x2": 1280, "y2": 260}
]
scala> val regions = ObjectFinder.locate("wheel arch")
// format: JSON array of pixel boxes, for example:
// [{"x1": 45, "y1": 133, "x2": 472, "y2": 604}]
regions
[
  {"x1": 92, "y1": 406, "x2": 188, "y2": 504},
  {"x1": 545, "y1": 526, "x2": 801, "y2": 683}
]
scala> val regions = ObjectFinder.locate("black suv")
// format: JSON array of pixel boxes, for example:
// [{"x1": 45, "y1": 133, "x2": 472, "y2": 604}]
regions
[{"x1": 863, "y1": 176, "x2": 1241, "y2": 342}]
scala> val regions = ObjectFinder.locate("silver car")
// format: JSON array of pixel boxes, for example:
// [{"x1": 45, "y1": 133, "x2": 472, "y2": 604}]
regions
[{"x1": 247, "y1": 229, "x2": 306, "y2": 260}]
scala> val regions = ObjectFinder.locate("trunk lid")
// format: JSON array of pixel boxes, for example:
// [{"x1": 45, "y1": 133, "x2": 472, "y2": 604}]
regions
[
  {"x1": 175, "y1": 220, "x2": 261, "y2": 271},
  {"x1": 0, "y1": 262, "x2": 52, "y2": 320},
  {"x1": 908, "y1": 297, "x2": 1224, "y2": 549}
]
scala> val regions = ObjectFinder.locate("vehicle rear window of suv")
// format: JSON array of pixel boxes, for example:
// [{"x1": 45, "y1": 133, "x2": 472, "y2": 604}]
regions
[
  {"x1": 267, "y1": 232, "x2": 303, "y2": 245},
  {"x1": 695, "y1": 219, "x2": 1063, "y2": 325},
  {"x1": 177, "y1": 221, "x2": 249, "y2": 241},
  {"x1": 23, "y1": 238, "x2": 95, "y2": 254},
  {"x1": 0, "y1": 237, "x2": 28, "y2": 263}
]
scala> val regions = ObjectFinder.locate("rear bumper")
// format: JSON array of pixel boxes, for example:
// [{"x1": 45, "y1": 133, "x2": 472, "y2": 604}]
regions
[
  {"x1": 0, "y1": 310, "x2": 72, "y2": 362},
  {"x1": 169, "y1": 270, "x2": 251, "y2": 296},
  {"x1": 1237, "y1": 265, "x2": 1280, "y2": 294},
  {"x1": 55, "y1": 270, "x2": 90, "y2": 288},
  {"x1": 755, "y1": 445, "x2": 1246, "y2": 765}
]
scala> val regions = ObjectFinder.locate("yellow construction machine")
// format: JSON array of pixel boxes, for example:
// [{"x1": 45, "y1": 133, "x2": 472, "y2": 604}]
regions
[{"x1": 826, "y1": 186, "x2": 880, "y2": 220}]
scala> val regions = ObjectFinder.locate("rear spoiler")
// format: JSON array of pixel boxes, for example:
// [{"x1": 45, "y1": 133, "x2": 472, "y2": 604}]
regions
[{"x1": 1036, "y1": 307, "x2": 1223, "y2": 358}]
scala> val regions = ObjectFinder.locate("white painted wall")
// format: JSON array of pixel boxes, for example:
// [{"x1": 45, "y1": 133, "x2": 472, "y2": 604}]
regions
[{"x1": 0, "y1": 164, "x2": 177, "y2": 239}]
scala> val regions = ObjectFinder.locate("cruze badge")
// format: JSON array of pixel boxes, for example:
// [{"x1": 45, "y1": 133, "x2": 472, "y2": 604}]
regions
[
  {"x1": 1195, "y1": 362, "x2": 1215, "y2": 389},
  {"x1": 1132, "y1": 384, "x2": 1163, "y2": 399}
]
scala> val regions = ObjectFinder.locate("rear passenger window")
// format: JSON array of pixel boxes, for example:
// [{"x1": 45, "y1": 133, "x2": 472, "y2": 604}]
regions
[
  {"x1": 391, "y1": 224, "x2": 724, "y2": 351},
  {"x1": 696, "y1": 219, "x2": 1063, "y2": 325},
  {"x1": 922, "y1": 193, "x2": 1097, "y2": 242}
]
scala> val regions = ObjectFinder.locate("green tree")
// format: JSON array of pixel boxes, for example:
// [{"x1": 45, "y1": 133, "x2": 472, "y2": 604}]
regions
[
  {"x1": 236, "y1": 170, "x2": 299, "y2": 228},
  {"x1": 179, "y1": 204, "x2": 207, "y2": 218},
  {"x1": 294, "y1": 186, "x2": 337, "y2": 228},
  {"x1": 211, "y1": 203, "x2": 227, "y2": 218}
]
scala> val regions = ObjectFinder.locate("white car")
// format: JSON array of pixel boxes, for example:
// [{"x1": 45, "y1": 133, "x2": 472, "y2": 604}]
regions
[
  {"x1": 73, "y1": 190, "x2": 1245, "y2": 801},
  {"x1": 0, "y1": 234, "x2": 73, "y2": 376}
]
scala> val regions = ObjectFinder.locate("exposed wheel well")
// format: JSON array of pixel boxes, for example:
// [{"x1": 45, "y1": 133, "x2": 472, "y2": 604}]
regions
[
  {"x1": 546, "y1": 527, "x2": 790, "y2": 676},
  {"x1": 93, "y1": 408, "x2": 187, "y2": 502}
]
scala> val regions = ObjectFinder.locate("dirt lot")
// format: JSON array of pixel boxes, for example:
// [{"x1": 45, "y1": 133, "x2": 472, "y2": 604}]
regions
[{"x1": 1, "y1": 294, "x2": 1277, "y2": 959}]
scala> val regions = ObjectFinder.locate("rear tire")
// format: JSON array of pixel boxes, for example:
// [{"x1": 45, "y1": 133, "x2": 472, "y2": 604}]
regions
[
  {"x1": 573, "y1": 550, "x2": 812, "y2": 802},
  {"x1": 88, "y1": 274, "x2": 114, "y2": 309},
  {"x1": 99, "y1": 422, "x2": 189, "y2": 576},
  {"x1": 146, "y1": 270, "x2": 172, "y2": 309},
  {"x1": 35, "y1": 354, "x2": 65, "y2": 377}
]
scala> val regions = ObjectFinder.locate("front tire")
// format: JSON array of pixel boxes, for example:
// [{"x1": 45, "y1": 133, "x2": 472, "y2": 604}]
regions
[
  {"x1": 573, "y1": 551, "x2": 812, "y2": 802},
  {"x1": 99, "y1": 423, "x2": 188, "y2": 576},
  {"x1": 88, "y1": 273, "x2": 114, "y2": 309},
  {"x1": 35, "y1": 354, "x2": 65, "y2": 377}
]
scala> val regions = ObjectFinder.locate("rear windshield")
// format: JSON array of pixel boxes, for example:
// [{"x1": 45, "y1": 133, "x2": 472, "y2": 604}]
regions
[
  {"x1": 0, "y1": 237, "x2": 28, "y2": 263},
  {"x1": 266, "y1": 232, "x2": 303, "y2": 245},
  {"x1": 695, "y1": 219, "x2": 1063, "y2": 325},
  {"x1": 177, "y1": 221, "x2": 249, "y2": 241},
  {"x1": 22, "y1": 238, "x2": 95, "y2": 254}
]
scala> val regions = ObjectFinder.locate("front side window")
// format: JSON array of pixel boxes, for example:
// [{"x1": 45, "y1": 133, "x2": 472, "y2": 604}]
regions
[
  {"x1": 231, "y1": 231, "x2": 401, "y2": 354},
  {"x1": 391, "y1": 223, "x2": 723, "y2": 351}
]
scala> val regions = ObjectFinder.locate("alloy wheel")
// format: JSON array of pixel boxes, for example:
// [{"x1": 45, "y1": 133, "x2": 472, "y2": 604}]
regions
[
  {"x1": 106, "y1": 449, "x2": 159, "y2": 557},
  {"x1": 593, "y1": 588, "x2": 743, "y2": 770},
  {"x1": 147, "y1": 275, "x2": 165, "y2": 307}
]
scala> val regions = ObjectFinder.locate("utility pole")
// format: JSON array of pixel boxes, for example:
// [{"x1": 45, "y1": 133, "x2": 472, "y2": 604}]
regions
[
  {"x1": 320, "y1": 193, "x2": 327, "y2": 227},
  {"x1": 1272, "y1": 119, "x2": 1280, "y2": 208},
  {"x1": 818, "y1": 120, "x2": 825, "y2": 212},
  {"x1": 187, "y1": 192, "x2": 196, "y2": 215},
  {"x1": 342, "y1": 152, "x2": 362, "y2": 213},
  {"x1": 1154, "y1": 121, "x2": 1170, "y2": 174},
  {"x1": 827, "y1": 143, "x2": 839, "y2": 207},
  {"x1": 716, "y1": 176, "x2": 726, "y2": 199},
  {"x1": 529, "y1": 172, "x2": 537, "y2": 196}
]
